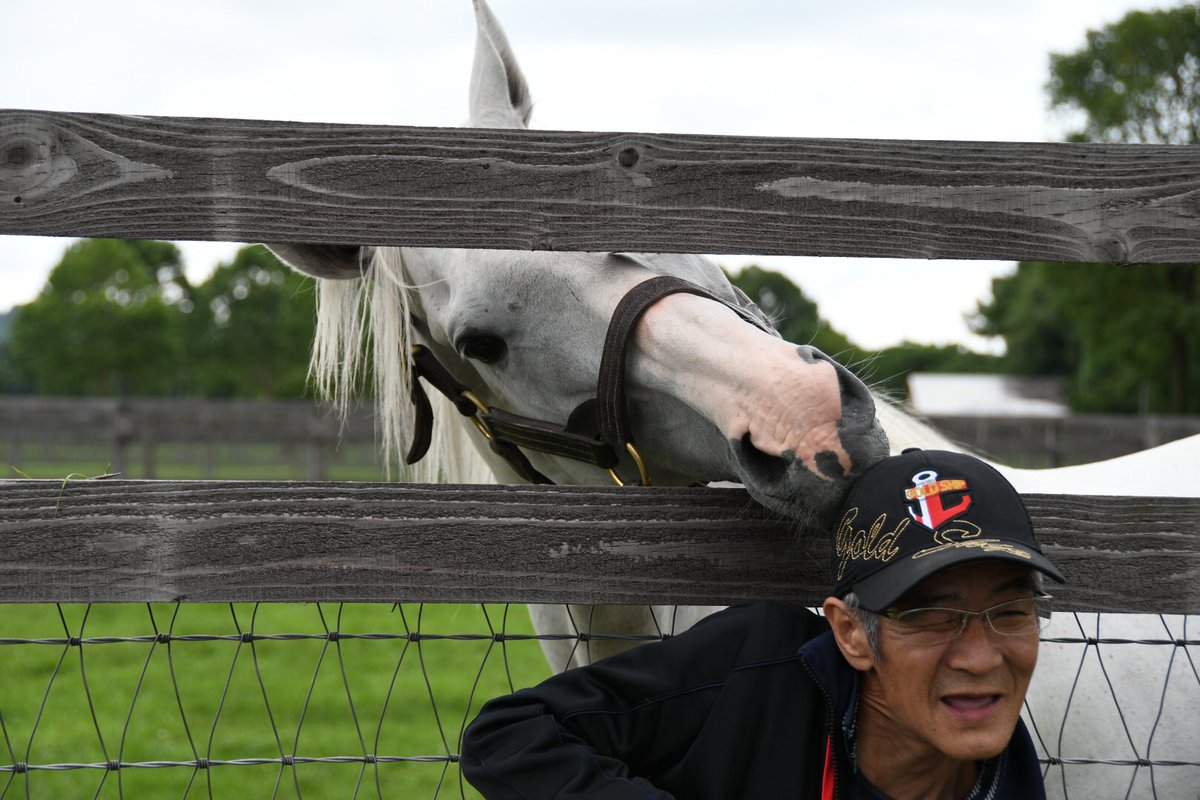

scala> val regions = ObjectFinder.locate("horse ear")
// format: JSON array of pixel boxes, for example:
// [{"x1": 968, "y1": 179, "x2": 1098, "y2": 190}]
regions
[
  {"x1": 264, "y1": 244, "x2": 367, "y2": 280},
  {"x1": 469, "y1": 0, "x2": 533, "y2": 129}
]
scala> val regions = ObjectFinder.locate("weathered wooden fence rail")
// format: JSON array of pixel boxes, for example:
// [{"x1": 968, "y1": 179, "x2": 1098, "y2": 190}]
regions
[
  {"x1": 1, "y1": 480, "x2": 1197, "y2": 614},
  {"x1": 3, "y1": 110, "x2": 1200, "y2": 263}
]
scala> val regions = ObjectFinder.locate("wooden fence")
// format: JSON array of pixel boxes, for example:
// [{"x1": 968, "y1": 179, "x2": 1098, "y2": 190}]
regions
[
  {"x1": 0, "y1": 396, "x2": 376, "y2": 479},
  {"x1": 930, "y1": 413, "x2": 1200, "y2": 468},
  {"x1": 1, "y1": 109, "x2": 1198, "y2": 614}
]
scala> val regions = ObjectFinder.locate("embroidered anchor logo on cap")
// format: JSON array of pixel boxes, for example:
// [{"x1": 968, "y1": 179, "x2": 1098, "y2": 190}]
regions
[{"x1": 904, "y1": 470, "x2": 971, "y2": 531}]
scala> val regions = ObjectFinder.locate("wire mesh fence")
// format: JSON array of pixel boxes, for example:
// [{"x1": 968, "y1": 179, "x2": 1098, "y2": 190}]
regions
[{"x1": 0, "y1": 603, "x2": 1195, "y2": 799}]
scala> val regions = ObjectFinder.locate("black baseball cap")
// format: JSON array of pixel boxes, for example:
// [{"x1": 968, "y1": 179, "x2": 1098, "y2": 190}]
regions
[{"x1": 831, "y1": 448, "x2": 1065, "y2": 611}]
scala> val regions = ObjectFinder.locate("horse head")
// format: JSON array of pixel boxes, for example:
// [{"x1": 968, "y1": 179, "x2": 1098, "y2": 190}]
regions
[{"x1": 266, "y1": 0, "x2": 888, "y2": 525}]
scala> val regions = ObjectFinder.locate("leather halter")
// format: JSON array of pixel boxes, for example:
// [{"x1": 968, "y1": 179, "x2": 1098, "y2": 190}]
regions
[{"x1": 405, "y1": 275, "x2": 773, "y2": 486}]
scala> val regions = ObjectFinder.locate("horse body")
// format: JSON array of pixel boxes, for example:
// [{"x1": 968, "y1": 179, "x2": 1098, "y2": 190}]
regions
[{"x1": 267, "y1": 1, "x2": 1199, "y2": 793}]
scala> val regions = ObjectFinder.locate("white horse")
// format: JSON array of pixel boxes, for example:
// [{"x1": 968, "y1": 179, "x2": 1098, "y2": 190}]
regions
[{"x1": 267, "y1": 2, "x2": 1199, "y2": 796}]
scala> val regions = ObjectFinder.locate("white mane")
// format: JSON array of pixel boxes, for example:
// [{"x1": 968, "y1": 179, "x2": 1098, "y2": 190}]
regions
[{"x1": 309, "y1": 247, "x2": 495, "y2": 485}]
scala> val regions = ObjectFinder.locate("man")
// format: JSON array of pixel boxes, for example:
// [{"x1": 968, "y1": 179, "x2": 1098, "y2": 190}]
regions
[{"x1": 461, "y1": 449, "x2": 1064, "y2": 799}]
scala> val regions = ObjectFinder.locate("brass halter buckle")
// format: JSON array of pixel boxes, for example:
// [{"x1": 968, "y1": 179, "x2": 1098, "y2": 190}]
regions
[
  {"x1": 459, "y1": 387, "x2": 649, "y2": 487},
  {"x1": 459, "y1": 390, "x2": 494, "y2": 441},
  {"x1": 606, "y1": 442, "x2": 650, "y2": 487}
]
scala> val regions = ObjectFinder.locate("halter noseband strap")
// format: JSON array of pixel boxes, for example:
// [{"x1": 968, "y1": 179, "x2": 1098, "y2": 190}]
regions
[
  {"x1": 405, "y1": 275, "x2": 772, "y2": 486},
  {"x1": 596, "y1": 275, "x2": 768, "y2": 449}
]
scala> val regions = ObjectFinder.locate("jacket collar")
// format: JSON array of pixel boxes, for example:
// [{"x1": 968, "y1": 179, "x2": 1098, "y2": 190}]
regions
[{"x1": 799, "y1": 631, "x2": 860, "y2": 754}]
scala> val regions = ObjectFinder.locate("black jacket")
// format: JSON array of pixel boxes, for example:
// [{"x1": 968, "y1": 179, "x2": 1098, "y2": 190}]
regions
[{"x1": 461, "y1": 603, "x2": 1045, "y2": 799}]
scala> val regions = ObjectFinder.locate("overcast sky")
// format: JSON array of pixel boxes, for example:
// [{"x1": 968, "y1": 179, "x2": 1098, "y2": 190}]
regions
[{"x1": 0, "y1": 0, "x2": 1177, "y2": 350}]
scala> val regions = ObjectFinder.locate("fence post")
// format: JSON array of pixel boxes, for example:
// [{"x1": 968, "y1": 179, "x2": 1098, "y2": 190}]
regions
[
  {"x1": 306, "y1": 415, "x2": 328, "y2": 481},
  {"x1": 5, "y1": 439, "x2": 19, "y2": 475},
  {"x1": 142, "y1": 428, "x2": 157, "y2": 479},
  {"x1": 111, "y1": 400, "x2": 130, "y2": 476},
  {"x1": 1143, "y1": 414, "x2": 1161, "y2": 450},
  {"x1": 1044, "y1": 418, "x2": 1062, "y2": 468}
]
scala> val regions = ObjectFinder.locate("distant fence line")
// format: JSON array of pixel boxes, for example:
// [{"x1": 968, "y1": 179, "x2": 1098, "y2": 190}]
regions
[
  {"x1": 929, "y1": 413, "x2": 1200, "y2": 468},
  {"x1": 2, "y1": 396, "x2": 1198, "y2": 479},
  {"x1": 0, "y1": 396, "x2": 376, "y2": 479}
]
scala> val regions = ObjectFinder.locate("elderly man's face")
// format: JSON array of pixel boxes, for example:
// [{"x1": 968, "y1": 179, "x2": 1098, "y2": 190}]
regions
[{"x1": 867, "y1": 561, "x2": 1041, "y2": 762}]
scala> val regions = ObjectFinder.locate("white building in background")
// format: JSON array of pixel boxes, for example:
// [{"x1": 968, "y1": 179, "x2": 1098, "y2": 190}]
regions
[{"x1": 906, "y1": 373, "x2": 1068, "y2": 418}]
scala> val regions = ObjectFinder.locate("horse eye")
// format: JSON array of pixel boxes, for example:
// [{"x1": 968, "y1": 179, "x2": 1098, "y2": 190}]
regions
[{"x1": 458, "y1": 334, "x2": 508, "y2": 364}]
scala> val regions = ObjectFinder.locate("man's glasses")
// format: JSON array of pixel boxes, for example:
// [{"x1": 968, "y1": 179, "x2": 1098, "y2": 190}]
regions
[{"x1": 882, "y1": 594, "x2": 1053, "y2": 646}]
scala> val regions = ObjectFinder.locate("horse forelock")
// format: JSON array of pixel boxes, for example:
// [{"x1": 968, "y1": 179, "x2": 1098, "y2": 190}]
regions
[{"x1": 310, "y1": 247, "x2": 494, "y2": 485}]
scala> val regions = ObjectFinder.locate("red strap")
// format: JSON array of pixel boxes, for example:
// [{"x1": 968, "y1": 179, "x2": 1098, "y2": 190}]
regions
[{"x1": 821, "y1": 734, "x2": 835, "y2": 800}]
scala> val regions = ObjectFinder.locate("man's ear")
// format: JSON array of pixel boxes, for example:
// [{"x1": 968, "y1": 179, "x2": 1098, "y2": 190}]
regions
[{"x1": 823, "y1": 597, "x2": 877, "y2": 672}]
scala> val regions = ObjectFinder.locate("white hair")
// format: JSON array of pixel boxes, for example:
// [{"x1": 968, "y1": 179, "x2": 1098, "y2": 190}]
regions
[{"x1": 309, "y1": 247, "x2": 494, "y2": 485}]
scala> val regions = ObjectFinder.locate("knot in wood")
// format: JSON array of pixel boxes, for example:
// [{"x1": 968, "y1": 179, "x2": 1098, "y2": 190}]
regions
[
  {"x1": 617, "y1": 147, "x2": 640, "y2": 168},
  {"x1": 3, "y1": 143, "x2": 29, "y2": 167},
  {"x1": 0, "y1": 119, "x2": 76, "y2": 200}
]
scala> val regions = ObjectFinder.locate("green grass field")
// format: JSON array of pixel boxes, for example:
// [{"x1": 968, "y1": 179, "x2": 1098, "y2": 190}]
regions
[
  {"x1": 3, "y1": 452, "x2": 554, "y2": 798},
  {"x1": 0, "y1": 602, "x2": 552, "y2": 799}
]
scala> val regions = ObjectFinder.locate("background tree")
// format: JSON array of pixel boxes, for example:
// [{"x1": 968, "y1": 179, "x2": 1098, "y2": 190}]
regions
[
  {"x1": 6, "y1": 241, "x2": 318, "y2": 399},
  {"x1": 1049, "y1": 5, "x2": 1199, "y2": 145},
  {"x1": 976, "y1": 5, "x2": 1200, "y2": 414},
  {"x1": 188, "y1": 246, "x2": 317, "y2": 397},
  {"x1": 9, "y1": 239, "x2": 192, "y2": 395}
]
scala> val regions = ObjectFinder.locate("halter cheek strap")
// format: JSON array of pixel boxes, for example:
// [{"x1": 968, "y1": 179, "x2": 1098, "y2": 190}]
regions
[
  {"x1": 595, "y1": 275, "x2": 770, "y2": 450},
  {"x1": 405, "y1": 275, "x2": 774, "y2": 487}
]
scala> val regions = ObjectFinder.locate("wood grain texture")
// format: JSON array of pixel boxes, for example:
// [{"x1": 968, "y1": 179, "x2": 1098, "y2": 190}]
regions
[
  {"x1": 1, "y1": 480, "x2": 1196, "y2": 612},
  {"x1": 2, "y1": 110, "x2": 1199, "y2": 262}
]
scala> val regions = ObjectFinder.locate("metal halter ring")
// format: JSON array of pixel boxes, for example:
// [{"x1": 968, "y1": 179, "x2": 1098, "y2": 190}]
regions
[
  {"x1": 459, "y1": 390, "x2": 494, "y2": 441},
  {"x1": 606, "y1": 442, "x2": 650, "y2": 487}
]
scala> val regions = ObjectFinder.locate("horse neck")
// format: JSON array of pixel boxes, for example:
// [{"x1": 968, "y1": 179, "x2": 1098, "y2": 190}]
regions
[{"x1": 311, "y1": 247, "x2": 495, "y2": 485}]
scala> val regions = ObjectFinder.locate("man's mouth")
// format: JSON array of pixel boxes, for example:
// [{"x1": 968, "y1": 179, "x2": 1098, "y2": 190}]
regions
[{"x1": 941, "y1": 694, "x2": 1003, "y2": 721}]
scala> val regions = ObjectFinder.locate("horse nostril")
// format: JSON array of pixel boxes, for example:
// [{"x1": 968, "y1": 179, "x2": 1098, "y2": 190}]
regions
[
  {"x1": 735, "y1": 432, "x2": 790, "y2": 484},
  {"x1": 814, "y1": 451, "x2": 845, "y2": 479}
]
